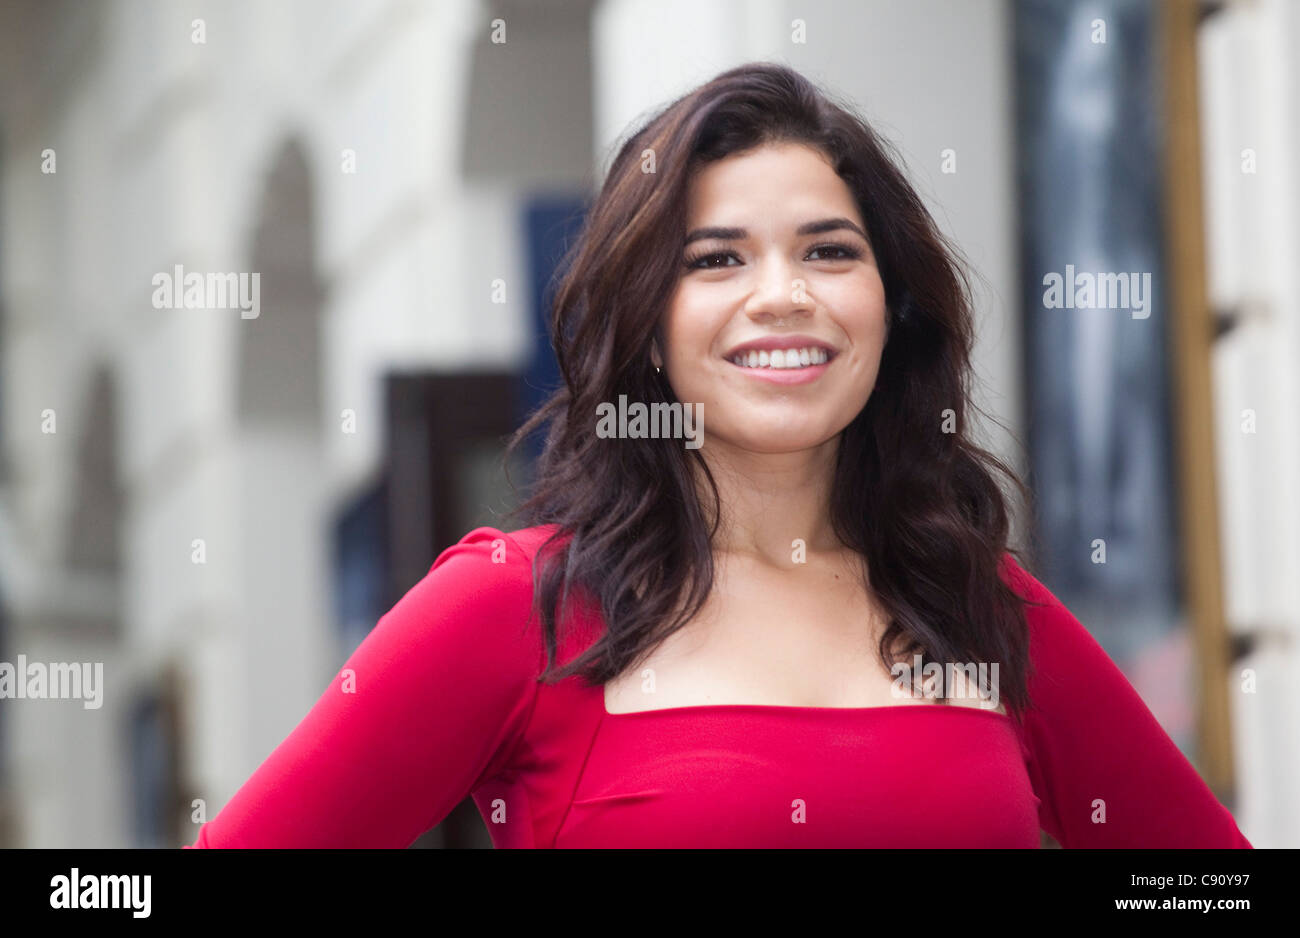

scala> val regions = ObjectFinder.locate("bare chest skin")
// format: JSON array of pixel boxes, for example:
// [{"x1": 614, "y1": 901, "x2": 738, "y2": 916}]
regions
[{"x1": 603, "y1": 548, "x2": 1006, "y2": 716}]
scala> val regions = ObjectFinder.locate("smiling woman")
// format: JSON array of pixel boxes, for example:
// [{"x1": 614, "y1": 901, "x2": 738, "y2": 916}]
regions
[
  {"x1": 660, "y1": 143, "x2": 887, "y2": 436},
  {"x1": 186, "y1": 62, "x2": 1252, "y2": 849},
  {"x1": 511, "y1": 61, "x2": 1035, "y2": 719}
]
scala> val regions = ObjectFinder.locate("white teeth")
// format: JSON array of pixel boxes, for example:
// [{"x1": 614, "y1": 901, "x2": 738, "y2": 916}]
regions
[{"x1": 729, "y1": 346, "x2": 831, "y2": 369}]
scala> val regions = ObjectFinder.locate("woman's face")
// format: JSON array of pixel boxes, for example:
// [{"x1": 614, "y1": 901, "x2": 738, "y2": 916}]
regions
[{"x1": 659, "y1": 141, "x2": 888, "y2": 457}]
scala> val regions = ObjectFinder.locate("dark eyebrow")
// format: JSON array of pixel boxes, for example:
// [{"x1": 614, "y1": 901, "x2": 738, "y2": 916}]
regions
[{"x1": 683, "y1": 217, "x2": 870, "y2": 246}]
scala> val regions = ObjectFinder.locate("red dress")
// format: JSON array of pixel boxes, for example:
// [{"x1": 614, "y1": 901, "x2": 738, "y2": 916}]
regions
[{"x1": 185, "y1": 525, "x2": 1252, "y2": 848}]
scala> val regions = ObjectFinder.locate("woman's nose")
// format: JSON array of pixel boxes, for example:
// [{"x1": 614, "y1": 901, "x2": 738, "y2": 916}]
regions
[{"x1": 745, "y1": 254, "x2": 812, "y2": 319}]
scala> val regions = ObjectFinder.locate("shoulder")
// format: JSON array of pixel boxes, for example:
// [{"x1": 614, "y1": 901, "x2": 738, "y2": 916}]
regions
[
  {"x1": 376, "y1": 525, "x2": 572, "y2": 680},
  {"x1": 349, "y1": 526, "x2": 572, "y2": 797},
  {"x1": 997, "y1": 551, "x2": 1130, "y2": 707},
  {"x1": 446, "y1": 524, "x2": 605, "y2": 667},
  {"x1": 427, "y1": 524, "x2": 567, "y2": 596},
  {"x1": 997, "y1": 551, "x2": 1078, "y2": 642},
  {"x1": 996, "y1": 551, "x2": 1054, "y2": 608},
  {"x1": 435, "y1": 523, "x2": 567, "y2": 565}
]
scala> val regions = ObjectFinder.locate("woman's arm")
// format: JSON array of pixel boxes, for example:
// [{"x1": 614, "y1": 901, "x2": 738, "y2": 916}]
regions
[
  {"x1": 1003, "y1": 557, "x2": 1252, "y2": 848},
  {"x1": 185, "y1": 528, "x2": 543, "y2": 848}
]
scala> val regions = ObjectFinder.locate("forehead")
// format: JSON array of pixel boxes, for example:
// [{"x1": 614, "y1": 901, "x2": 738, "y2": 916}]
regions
[{"x1": 684, "y1": 142, "x2": 862, "y2": 225}]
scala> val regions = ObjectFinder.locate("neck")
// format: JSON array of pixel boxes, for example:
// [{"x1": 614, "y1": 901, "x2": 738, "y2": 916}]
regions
[{"x1": 692, "y1": 434, "x2": 843, "y2": 566}]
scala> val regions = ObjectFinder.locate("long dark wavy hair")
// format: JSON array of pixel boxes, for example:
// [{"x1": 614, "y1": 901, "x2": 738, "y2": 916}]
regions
[{"x1": 503, "y1": 61, "x2": 1046, "y2": 720}]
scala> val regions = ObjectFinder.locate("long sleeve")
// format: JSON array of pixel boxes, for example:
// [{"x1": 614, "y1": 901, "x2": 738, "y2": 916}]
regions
[
  {"x1": 1003, "y1": 556, "x2": 1252, "y2": 848},
  {"x1": 185, "y1": 527, "x2": 544, "y2": 848}
]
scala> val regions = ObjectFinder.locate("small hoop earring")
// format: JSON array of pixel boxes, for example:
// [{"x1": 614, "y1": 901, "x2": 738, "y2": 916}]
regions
[{"x1": 654, "y1": 365, "x2": 661, "y2": 374}]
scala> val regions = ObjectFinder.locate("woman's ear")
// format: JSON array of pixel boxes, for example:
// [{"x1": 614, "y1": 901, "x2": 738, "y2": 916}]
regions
[{"x1": 650, "y1": 339, "x2": 664, "y2": 371}]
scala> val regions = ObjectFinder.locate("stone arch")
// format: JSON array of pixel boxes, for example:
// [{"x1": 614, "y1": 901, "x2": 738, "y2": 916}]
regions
[
  {"x1": 239, "y1": 138, "x2": 323, "y2": 425},
  {"x1": 233, "y1": 136, "x2": 330, "y2": 764}
]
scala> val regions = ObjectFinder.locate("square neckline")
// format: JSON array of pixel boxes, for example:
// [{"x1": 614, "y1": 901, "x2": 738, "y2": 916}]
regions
[{"x1": 601, "y1": 696, "x2": 1010, "y2": 720}]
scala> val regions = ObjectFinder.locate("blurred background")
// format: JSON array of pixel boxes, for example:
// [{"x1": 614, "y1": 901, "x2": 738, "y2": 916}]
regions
[{"x1": 0, "y1": 0, "x2": 1293, "y2": 848}]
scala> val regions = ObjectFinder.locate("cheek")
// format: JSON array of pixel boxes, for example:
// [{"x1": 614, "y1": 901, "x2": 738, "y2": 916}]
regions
[
  {"x1": 824, "y1": 278, "x2": 888, "y2": 346},
  {"x1": 663, "y1": 289, "x2": 724, "y2": 359},
  {"x1": 848, "y1": 274, "x2": 888, "y2": 318}
]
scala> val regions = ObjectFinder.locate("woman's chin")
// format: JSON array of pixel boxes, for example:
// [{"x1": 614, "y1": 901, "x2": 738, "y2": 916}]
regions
[{"x1": 711, "y1": 425, "x2": 838, "y2": 456}]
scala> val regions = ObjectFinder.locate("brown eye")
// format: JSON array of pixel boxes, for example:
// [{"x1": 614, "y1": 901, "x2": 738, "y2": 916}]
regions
[
  {"x1": 684, "y1": 251, "x2": 740, "y2": 269},
  {"x1": 807, "y1": 243, "x2": 862, "y2": 261}
]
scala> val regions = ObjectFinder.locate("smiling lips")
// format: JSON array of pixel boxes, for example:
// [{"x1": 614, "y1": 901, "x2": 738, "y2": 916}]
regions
[
  {"x1": 725, "y1": 345, "x2": 835, "y2": 385},
  {"x1": 720, "y1": 334, "x2": 838, "y2": 384},
  {"x1": 728, "y1": 346, "x2": 829, "y2": 369}
]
